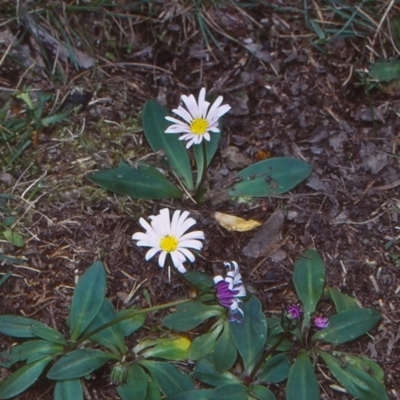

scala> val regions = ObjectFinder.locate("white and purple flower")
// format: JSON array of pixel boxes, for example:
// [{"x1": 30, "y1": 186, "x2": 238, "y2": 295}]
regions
[{"x1": 313, "y1": 315, "x2": 329, "y2": 329}]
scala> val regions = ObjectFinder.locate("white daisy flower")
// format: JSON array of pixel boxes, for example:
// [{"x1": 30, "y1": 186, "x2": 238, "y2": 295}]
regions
[
  {"x1": 132, "y1": 208, "x2": 205, "y2": 274},
  {"x1": 165, "y1": 87, "x2": 231, "y2": 149}
]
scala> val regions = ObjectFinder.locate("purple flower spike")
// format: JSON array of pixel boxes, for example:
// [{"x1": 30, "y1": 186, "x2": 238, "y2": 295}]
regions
[
  {"x1": 313, "y1": 315, "x2": 329, "y2": 329},
  {"x1": 286, "y1": 304, "x2": 302, "y2": 320}
]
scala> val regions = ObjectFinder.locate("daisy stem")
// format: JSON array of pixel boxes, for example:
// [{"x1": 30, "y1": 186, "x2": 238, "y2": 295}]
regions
[
  {"x1": 69, "y1": 297, "x2": 194, "y2": 350},
  {"x1": 193, "y1": 140, "x2": 208, "y2": 200}
]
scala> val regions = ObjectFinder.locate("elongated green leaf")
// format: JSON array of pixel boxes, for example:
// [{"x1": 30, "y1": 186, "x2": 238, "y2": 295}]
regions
[
  {"x1": 311, "y1": 308, "x2": 380, "y2": 344},
  {"x1": 230, "y1": 296, "x2": 267, "y2": 373},
  {"x1": 82, "y1": 299, "x2": 126, "y2": 354},
  {"x1": 117, "y1": 364, "x2": 148, "y2": 400},
  {"x1": 258, "y1": 353, "x2": 291, "y2": 384},
  {"x1": 226, "y1": 157, "x2": 312, "y2": 198},
  {"x1": 189, "y1": 324, "x2": 223, "y2": 361},
  {"x1": 165, "y1": 389, "x2": 213, "y2": 400},
  {"x1": 369, "y1": 59, "x2": 400, "y2": 82},
  {"x1": 209, "y1": 321, "x2": 237, "y2": 373},
  {"x1": 0, "y1": 356, "x2": 52, "y2": 399},
  {"x1": 2, "y1": 230, "x2": 25, "y2": 247},
  {"x1": 0, "y1": 315, "x2": 53, "y2": 338},
  {"x1": 139, "y1": 360, "x2": 194, "y2": 396},
  {"x1": 209, "y1": 384, "x2": 248, "y2": 400},
  {"x1": 142, "y1": 337, "x2": 191, "y2": 361},
  {"x1": 47, "y1": 349, "x2": 120, "y2": 380},
  {"x1": 88, "y1": 163, "x2": 182, "y2": 200},
  {"x1": 30, "y1": 325, "x2": 66, "y2": 345},
  {"x1": 117, "y1": 309, "x2": 146, "y2": 337},
  {"x1": 337, "y1": 353, "x2": 384, "y2": 383},
  {"x1": 327, "y1": 286, "x2": 359, "y2": 313},
  {"x1": 286, "y1": 350, "x2": 320, "y2": 400},
  {"x1": 0, "y1": 340, "x2": 64, "y2": 368},
  {"x1": 145, "y1": 378, "x2": 161, "y2": 400},
  {"x1": 319, "y1": 351, "x2": 388, "y2": 400},
  {"x1": 391, "y1": 16, "x2": 400, "y2": 51},
  {"x1": 250, "y1": 385, "x2": 276, "y2": 400},
  {"x1": 162, "y1": 301, "x2": 223, "y2": 331},
  {"x1": 191, "y1": 359, "x2": 241, "y2": 387},
  {"x1": 185, "y1": 271, "x2": 214, "y2": 291},
  {"x1": 143, "y1": 100, "x2": 194, "y2": 191},
  {"x1": 54, "y1": 379, "x2": 83, "y2": 400},
  {"x1": 69, "y1": 261, "x2": 106, "y2": 340},
  {"x1": 293, "y1": 249, "x2": 325, "y2": 314}
]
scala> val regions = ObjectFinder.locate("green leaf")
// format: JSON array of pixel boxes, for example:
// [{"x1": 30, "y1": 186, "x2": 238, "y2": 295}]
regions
[
  {"x1": 69, "y1": 261, "x2": 106, "y2": 340},
  {"x1": 319, "y1": 351, "x2": 388, "y2": 400},
  {"x1": 226, "y1": 157, "x2": 312, "y2": 198},
  {"x1": 390, "y1": 16, "x2": 400, "y2": 51},
  {"x1": 209, "y1": 321, "x2": 237, "y2": 373},
  {"x1": 142, "y1": 336, "x2": 191, "y2": 361},
  {"x1": 369, "y1": 59, "x2": 400, "y2": 82},
  {"x1": 337, "y1": 354, "x2": 385, "y2": 383},
  {"x1": 139, "y1": 360, "x2": 194, "y2": 397},
  {"x1": 54, "y1": 380, "x2": 83, "y2": 400},
  {"x1": 189, "y1": 324, "x2": 223, "y2": 361},
  {"x1": 162, "y1": 301, "x2": 223, "y2": 331},
  {"x1": 117, "y1": 309, "x2": 146, "y2": 336},
  {"x1": 165, "y1": 389, "x2": 213, "y2": 400},
  {"x1": 258, "y1": 353, "x2": 291, "y2": 384},
  {"x1": 117, "y1": 364, "x2": 148, "y2": 400},
  {"x1": 143, "y1": 100, "x2": 194, "y2": 191},
  {"x1": 311, "y1": 308, "x2": 380, "y2": 344},
  {"x1": 209, "y1": 384, "x2": 248, "y2": 400},
  {"x1": 327, "y1": 286, "x2": 359, "y2": 313},
  {"x1": 185, "y1": 271, "x2": 215, "y2": 291},
  {"x1": 30, "y1": 325, "x2": 66, "y2": 345},
  {"x1": 191, "y1": 359, "x2": 242, "y2": 387},
  {"x1": 286, "y1": 351, "x2": 319, "y2": 400},
  {"x1": 82, "y1": 299, "x2": 126, "y2": 354},
  {"x1": 250, "y1": 385, "x2": 276, "y2": 400},
  {"x1": 2, "y1": 230, "x2": 25, "y2": 247},
  {"x1": 0, "y1": 340, "x2": 64, "y2": 368},
  {"x1": 47, "y1": 349, "x2": 120, "y2": 380},
  {"x1": 88, "y1": 163, "x2": 182, "y2": 200},
  {"x1": 0, "y1": 315, "x2": 53, "y2": 338},
  {"x1": 145, "y1": 378, "x2": 161, "y2": 400},
  {"x1": 0, "y1": 356, "x2": 52, "y2": 399},
  {"x1": 230, "y1": 296, "x2": 267, "y2": 373},
  {"x1": 293, "y1": 249, "x2": 325, "y2": 314}
]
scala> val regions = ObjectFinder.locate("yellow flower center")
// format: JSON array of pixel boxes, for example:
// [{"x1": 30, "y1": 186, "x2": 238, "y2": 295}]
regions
[
  {"x1": 160, "y1": 235, "x2": 179, "y2": 252},
  {"x1": 190, "y1": 118, "x2": 209, "y2": 135}
]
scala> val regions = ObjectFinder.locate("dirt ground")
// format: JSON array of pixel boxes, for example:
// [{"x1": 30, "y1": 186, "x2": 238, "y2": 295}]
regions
[{"x1": 1, "y1": 1, "x2": 400, "y2": 399}]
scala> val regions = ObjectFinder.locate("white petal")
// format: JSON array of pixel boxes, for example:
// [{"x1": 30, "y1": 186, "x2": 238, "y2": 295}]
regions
[
  {"x1": 158, "y1": 251, "x2": 167, "y2": 267},
  {"x1": 145, "y1": 247, "x2": 159, "y2": 261},
  {"x1": 165, "y1": 124, "x2": 192, "y2": 134},
  {"x1": 179, "y1": 239, "x2": 203, "y2": 251},
  {"x1": 170, "y1": 107, "x2": 194, "y2": 124},
  {"x1": 177, "y1": 247, "x2": 195, "y2": 262},
  {"x1": 213, "y1": 275, "x2": 223, "y2": 284},
  {"x1": 170, "y1": 251, "x2": 185, "y2": 272},
  {"x1": 182, "y1": 94, "x2": 199, "y2": 118},
  {"x1": 179, "y1": 230, "x2": 205, "y2": 241}
]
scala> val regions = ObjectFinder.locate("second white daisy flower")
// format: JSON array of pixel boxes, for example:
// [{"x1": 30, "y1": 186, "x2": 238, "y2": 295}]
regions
[
  {"x1": 165, "y1": 87, "x2": 231, "y2": 149},
  {"x1": 132, "y1": 208, "x2": 205, "y2": 274}
]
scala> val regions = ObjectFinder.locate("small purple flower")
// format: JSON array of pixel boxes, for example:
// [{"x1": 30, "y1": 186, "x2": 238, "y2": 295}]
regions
[
  {"x1": 286, "y1": 304, "x2": 302, "y2": 320},
  {"x1": 313, "y1": 315, "x2": 329, "y2": 329},
  {"x1": 213, "y1": 261, "x2": 246, "y2": 323}
]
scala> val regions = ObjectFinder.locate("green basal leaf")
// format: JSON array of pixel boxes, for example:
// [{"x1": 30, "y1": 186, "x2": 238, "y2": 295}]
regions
[
  {"x1": 2, "y1": 230, "x2": 25, "y2": 247},
  {"x1": 250, "y1": 385, "x2": 276, "y2": 400},
  {"x1": 142, "y1": 336, "x2": 191, "y2": 361},
  {"x1": 0, "y1": 340, "x2": 64, "y2": 368},
  {"x1": 209, "y1": 384, "x2": 248, "y2": 400},
  {"x1": 139, "y1": 360, "x2": 194, "y2": 397},
  {"x1": 165, "y1": 389, "x2": 213, "y2": 400},
  {"x1": 117, "y1": 364, "x2": 148, "y2": 400},
  {"x1": 189, "y1": 324, "x2": 223, "y2": 361},
  {"x1": 184, "y1": 271, "x2": 215, "y2": 291},
  {"x1": 226, "y1": 157, "x2": 312, "y2": 198},
  {"x1": 293, "y1": 249, "x2": 325, "y2": 315},
  {"x1": 319, "y1": 351, "x2": 388, "y2": 400},
  {"x1": 209, "y1": 320, "x2": 237, "y2": 373},
  {"x1": 143, "y1": 100, "x2": 194, "y2": 191},
  {"x1": 82, "y1": 299, "x2": 126, "y2": 354},
  {"x1": 117, "y1": 309, "x2": 146, "y2": 337},
  {"x1": 230, "y1": 296, "x2": 267, "y2": 373},
  {"x1": 369, "y1": 59, "x2": 400, "y2": 82},
  {"x1": 47, "y1": 349, "x2": 120, "y2": 380},
  {"x1": 265, "y1": 334, "x2": 292, "y2": 352},
  {"x1": 286, "y1": 350, "x2": 320, "y2": 400},
  {"x1": 0, "y1": 271, "x2": 12, "y2": 287},
  {"x1": 391, "y1": 16, "x2": 400, "y2": 51},
  {"x1": 54, "y1": 379, "x2": 83, "y2": 400},
  {"x1": 191, "y1": 359, "x2": 242, "y2": 387},
  {"x1": 163, "y1": 301, "x2": 223, "y2": 331},
  {"x1": 327, "y1": 286, "x2": 359, "y2": 313},
  {"x1": 0, "y1": 315, "x2": 53, "y2": 338},
  {"x1": 336, "y1": 353, "x2": 385, "y2": 383},
  {"x1": 69, "y1": 260, "x2": 106, "y2": 340},
  {"x1": 145, "y1": 378, "x2": 161, "y2": 400},
  {"x1": 30, "y1": 325, "x2": 66, "y2": 345},
  {"x1": 311, "y1": 308, "x2": 380, "y2": 344},
  {"x1": 0, "y1": 356, "x2": 52, "y2": 399},
  {"x1": 88, "y1": 163, "x2": 182, "y2": 200},
  {"x1": 258, "y1": 353, "x2": 291, "y2": 384}
]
